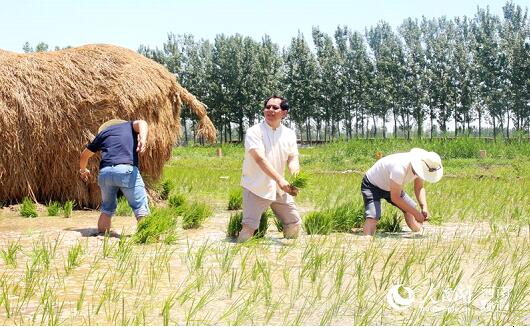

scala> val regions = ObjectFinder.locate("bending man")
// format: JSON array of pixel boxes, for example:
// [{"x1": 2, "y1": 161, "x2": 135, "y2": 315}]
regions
[
  {"x1": 361, "y1": 148, "x2": 443, "y2": 236},
  {"x1": 79, "y1": 119, "x2": 150, "y2": 233}
]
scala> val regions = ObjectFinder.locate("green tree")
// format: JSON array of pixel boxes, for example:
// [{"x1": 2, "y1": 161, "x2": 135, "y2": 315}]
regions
[
  {"x1": 500, "y1": 2, "x2": 530, "y2": 136},
  {"x1": 313, "y1": 27, "x2": 342, "y2": 140},
  {"x1": 399, "y1": 17, "x2": 427, "y2": 138},
  {"x1": 283, "y1": 32, "x2": 319, "y2": 142}
]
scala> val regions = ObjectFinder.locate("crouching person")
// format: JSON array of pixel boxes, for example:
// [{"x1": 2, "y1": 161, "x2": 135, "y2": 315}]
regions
[
  {"x1": 79, "y1": 119, "x2": 150, "y2": 234},
  {"x1": 238, "y1": 96, "x2": 301, "y2": 242},
  {"x1": 361, "y1": 148, "x2": 443, "y2": 236}
]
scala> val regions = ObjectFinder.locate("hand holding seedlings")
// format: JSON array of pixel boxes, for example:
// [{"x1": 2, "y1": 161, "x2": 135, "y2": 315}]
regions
[{"x1": 288, "y1": 171, "x2": 309, "y2": 195}]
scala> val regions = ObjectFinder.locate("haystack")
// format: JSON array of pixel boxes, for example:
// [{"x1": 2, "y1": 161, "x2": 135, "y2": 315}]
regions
[{"x1": 0, "y1": 44, "x2": 216, "y2": 208}]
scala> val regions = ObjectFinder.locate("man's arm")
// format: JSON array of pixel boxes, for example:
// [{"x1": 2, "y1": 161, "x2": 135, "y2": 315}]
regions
[
  {"x1": 249, "y1": 148, "x2": 292, "y2": 194},
  {"x1": 414, "y1": 178, "x2": 429, "y2": 220},
  {"x1": 389, "y1": 179, "x2": 424, "y2": 222},
  {"x1": 132, "y1": 120, "x2": 148, "y2": 153},
  {"x1": 79, "y1": 148, "x2": 95, "y2": 182},
  {"x1": 287, "y1": 154, "x2": 300, "y2": 175}
]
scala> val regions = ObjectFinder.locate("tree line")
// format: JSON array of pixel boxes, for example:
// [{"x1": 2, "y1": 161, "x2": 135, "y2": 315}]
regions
[{"x1": 22, "y1": 2, "x2": 529, "y2": 142}]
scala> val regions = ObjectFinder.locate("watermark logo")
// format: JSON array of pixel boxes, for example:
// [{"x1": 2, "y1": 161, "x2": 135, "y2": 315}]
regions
[
  {"x1": 386, "y1": 284, "x2": 415, "y2": 311},
  {"x1": 386, "y1": 284, "x2": 510, "y2": 313}
]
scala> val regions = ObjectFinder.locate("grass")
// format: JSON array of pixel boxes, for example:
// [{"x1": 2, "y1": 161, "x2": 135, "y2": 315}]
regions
[{"x1": 20, "y1": 197, "x2": 37, "y2": 218}]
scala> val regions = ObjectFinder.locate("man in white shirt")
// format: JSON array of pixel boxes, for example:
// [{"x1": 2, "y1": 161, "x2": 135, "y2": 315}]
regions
[
  {"x1": 239, "y1": 95, "x2": 301, "y2": 242},
  {"x1": 361, "y1": 148, "x2": 443, "y2": 236}
]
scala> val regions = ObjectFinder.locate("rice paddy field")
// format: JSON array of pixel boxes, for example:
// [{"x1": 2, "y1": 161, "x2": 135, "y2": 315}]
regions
[{"x1": 0, "y1": 138, "x2": 529, "y2": 325}]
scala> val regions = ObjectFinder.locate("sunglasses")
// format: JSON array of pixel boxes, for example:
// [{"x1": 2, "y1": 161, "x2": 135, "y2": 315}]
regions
[
  {"x1": 265, "y1": 104, "x2": 281, "y2": 110},
  {"x1": 423, "y1": 160, "x2": 442, "y2": 172}
]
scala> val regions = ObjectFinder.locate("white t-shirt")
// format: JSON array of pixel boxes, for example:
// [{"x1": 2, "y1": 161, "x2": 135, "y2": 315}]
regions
[
  {"x1": 241, "y1": 121, "x2": 299, "y2": 200},
  {"x1": 365, "y1": 152, "x2": 417, "y2": 191}
]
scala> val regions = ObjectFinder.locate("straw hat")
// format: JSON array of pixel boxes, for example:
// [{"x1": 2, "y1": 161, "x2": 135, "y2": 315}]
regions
[
  {"x1": 410, "y1": 148, "x2": 443, "y2": 183},
  {"x1": 97, "y1": 119, "x2": 127, "y2": 134}
]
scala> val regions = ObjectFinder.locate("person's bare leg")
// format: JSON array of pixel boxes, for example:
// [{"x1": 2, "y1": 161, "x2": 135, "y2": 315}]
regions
[
  {"x1": 363, "y1": 218, "x2": 377, "y2": 236},
  {"x1": 404, "y1": 212, "x2": 422, "y2": 232},
  {"x1": 98, "y1": 213, "x2": 112, "y2": 233},
  {"x1": 237, "y1": 224, "x2": 255, "y2": 243}
]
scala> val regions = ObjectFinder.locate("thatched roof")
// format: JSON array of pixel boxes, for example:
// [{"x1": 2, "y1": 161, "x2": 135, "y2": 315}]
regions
[{"x1": 0, "y1": 44, "x2": 216, "y2": 208}]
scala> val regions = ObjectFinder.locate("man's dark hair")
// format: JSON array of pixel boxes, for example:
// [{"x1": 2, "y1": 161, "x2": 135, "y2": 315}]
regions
[{"x1": 263, "y1": 95, "x2": 289, "y2": 111}]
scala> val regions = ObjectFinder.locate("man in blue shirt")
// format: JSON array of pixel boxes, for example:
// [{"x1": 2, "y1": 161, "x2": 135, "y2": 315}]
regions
[{"x1": 79, "y1": 119, "x2": 150, "y2": 233}]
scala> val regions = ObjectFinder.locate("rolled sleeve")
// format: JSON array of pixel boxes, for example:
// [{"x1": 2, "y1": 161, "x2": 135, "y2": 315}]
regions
[{"x1": 245, "y1": 128, "x2": 264, "y2": 152}]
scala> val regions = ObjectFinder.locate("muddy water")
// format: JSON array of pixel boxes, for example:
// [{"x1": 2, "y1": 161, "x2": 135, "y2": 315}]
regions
[{"x1": 0, "y1": 206, "x2": 525, "y2": 325}]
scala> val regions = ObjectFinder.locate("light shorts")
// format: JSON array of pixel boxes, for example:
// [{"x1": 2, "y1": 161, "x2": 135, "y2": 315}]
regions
[
  {"x1": 242, "y1": 188, "x2": 301, "y2": 230},
  {"x1": 360, "y1": 175, "x2": 417, "y2": 220},
  {"x1": 98, "y1": 164, "x2": 150, "y2": 219}
]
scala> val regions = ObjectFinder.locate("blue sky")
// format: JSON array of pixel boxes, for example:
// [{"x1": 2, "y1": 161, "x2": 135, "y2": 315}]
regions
[{"x1": 1, "y1": 0, "x2": 527, "y2": 52}]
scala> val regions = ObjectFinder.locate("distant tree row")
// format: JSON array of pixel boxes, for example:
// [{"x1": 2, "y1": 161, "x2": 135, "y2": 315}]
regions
[{"x1": 24, "y1": 2, "x2": 529, "y2": 142}]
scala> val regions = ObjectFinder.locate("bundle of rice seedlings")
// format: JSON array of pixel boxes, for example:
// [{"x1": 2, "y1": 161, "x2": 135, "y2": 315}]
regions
[
  {"x1": 288, "y1": 171, "x2": 310, "y2": 189},
  {"x1": 160, "y1": 180, "x2": 174, "y2": 200},
  {"x1": 20, "y1": 197, "x2": 37, "y2": 218},
  {"x1": 227, "y1": 188, "x2": 242, "y2": 210},
  {"x1": 254, "y1": 210, "x2": 272, "y2": 238},
  {"x1": 227, "y1": 212, "x2": 243, "y2": 238},
  {"x1": 378, "y1": 212, "x2": 402, "y2": 232},
  {"x1": 226, "y1": 210, "x2": 272, "y2": 238},
  {"x1": 63, "y1": 200, "x2": 74, "y2": 218},
  {"x1": 133, "y1": 207, "x2": 179, "y2": 244},
  {"x1": 303, "y1": 211, "x2": 332, "y2": 235},
  {"x1": 329, "y1": 202, "x2": 365, "y2": 232},
  {"x1": 115, "y1": 196, "x2": 133, "y2": 216},
  {"x1": 47, "y1": 201, "x2": 61, "y2": 216},
  {"x1": 182, "y1": 202, "x2": 212, "y2": 229},
  {"x1": 168, "y1": 193, "x2": 187, "y2": 214}
]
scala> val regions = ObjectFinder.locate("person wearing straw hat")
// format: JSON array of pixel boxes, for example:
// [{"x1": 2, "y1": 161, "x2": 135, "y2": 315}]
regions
[
  {"x1": 238, "y1": 95, "x2": 301, "y2": 242},
  {"x1": 79, "y1": 119, "x2": 150, "y2": 234},
  {"x1": 361, "y1": 148, "x2": 443, "y2": 236}
]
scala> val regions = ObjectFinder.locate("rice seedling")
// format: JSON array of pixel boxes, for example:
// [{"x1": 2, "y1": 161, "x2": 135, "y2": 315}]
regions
[
  {"x1": 328, "y1": 201, "x2": 365, "y2": 232},
  {"x1": 115, "y1": 196, "x2": 132, "y2": 216},
  {"x1": 378, "y1": 211, "x2": 403, "y2": 233},
  {"x1": 288, "y1": 171, "x2": 310, "y2": 189},
  {"x1": 168, "y1": 193, "x2": 186, "y2": 210},
  {"x1": 226, "y1": 212, "x2": 243, "y2": 237},
  {"x1": 182, "y1": 202, "x2": 212, "y2": 229},
  {"x1": 303, "y1": 211, "x2": 333, "y2": 235},
  {"x1": 46, "y1": 201, "x2": 61, "y2": 216},
  {"x1": 20, "y1": 197, "x2": 37, "y2": 218},
  {"x1": 227, "y1": 188, "x2": 243, "y2": 210},
  {"x1": 64, "y1": 241, "x2": 84, "y2": 274},
  {"x1": 161, "y1": 292, "x2": 178, "y2": 326},
  {"x1": 62, "y1": 200, "x2": 74, "y2": 218},
  {"x1": 254, "y1": 209, "x2": 272, "y2": 238},
  {"x1": 273, "y1": 216, "x2": 283, "y2": 232},
  {"x1": 1, "y1": 240, "x2": 21, "y2": 268},
  {"x1": 133, "y1": 207, "x2": 179, "y2": 244},
  {"x1": 160, "y1": 179, "x2": 174, "y2": 200}
]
